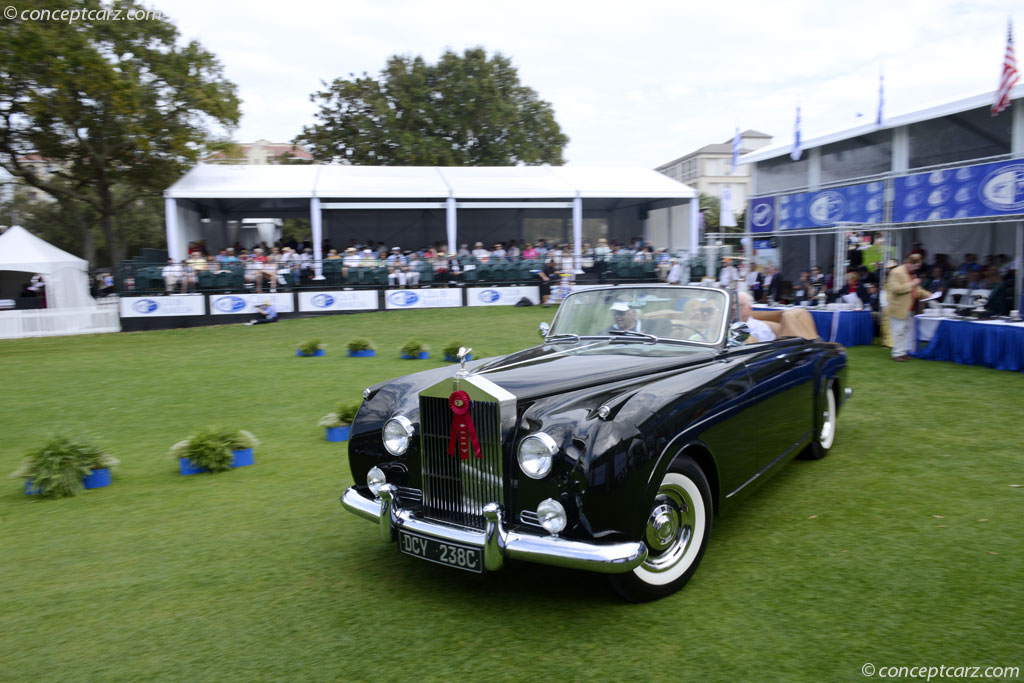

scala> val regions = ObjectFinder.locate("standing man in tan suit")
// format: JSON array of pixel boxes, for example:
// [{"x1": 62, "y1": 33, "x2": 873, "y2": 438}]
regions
[{"x1": 885, "y1": 253, "x2": 929, "y2": 361}]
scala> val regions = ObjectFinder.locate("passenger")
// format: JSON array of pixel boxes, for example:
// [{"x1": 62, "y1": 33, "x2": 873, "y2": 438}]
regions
[{"x1": 738, "y1": 292, "x2": 775, "y2": 342}]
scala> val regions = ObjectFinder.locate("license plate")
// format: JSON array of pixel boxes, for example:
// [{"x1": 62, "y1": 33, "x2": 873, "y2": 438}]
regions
[{"x1": 398, "y1": 530, "x2": 484, "y2": 573}]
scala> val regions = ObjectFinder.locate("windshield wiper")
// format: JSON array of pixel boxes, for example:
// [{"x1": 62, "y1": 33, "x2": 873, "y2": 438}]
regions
[
  {"x1": 607, "y1": 330, "x2": 658, "y2": 343},
  {"x1": 545, "y1": 333, "x2": 582, "y2": 344}
]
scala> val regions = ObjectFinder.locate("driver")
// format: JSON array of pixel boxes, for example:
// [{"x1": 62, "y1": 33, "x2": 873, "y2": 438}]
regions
[{"x1": 608, "y1": 301, "x2": 642, "y2": 333}]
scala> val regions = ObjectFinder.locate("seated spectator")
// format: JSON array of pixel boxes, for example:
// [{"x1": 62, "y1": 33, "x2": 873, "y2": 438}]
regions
[
  {"x1": 222, "y1": 248, "x2": 239, "y2": 263},
  {"x1": 521, "y1": 243, "x2": 538, "y2": 260},
  {"x1": 957, "y1": 253, "x2": 981, "y2": 274},
  {"x1": 326, "y1": 248, "x2": 341, "y2": 260},
  {"x1": 792, "y1": 270, "x2": 812, "y2": 304},
  {"x1": 924, "y1": 266, "x2": 948, "y2": 297},
  {"x1": 507, "y1": 241, "x2": 521, "y2": 260},
  {"x1": 244, "y1": 299, "x2": 278, "y2": 325},
  {"x1": 982, "y1": 266, "x2": 1002, "y2": 289},
  {"x1": 162, "y1": 259, "x2": 186, "y2": 293},
  {"x1": 492, "y1": 243, "x2": 507, "y2": 260},
  {"x1": 471, "y1": 242, "x2": 490, "y2": 262},
  {"x1": 808, "y1": 266, "x2": 826, "y2": 296}
]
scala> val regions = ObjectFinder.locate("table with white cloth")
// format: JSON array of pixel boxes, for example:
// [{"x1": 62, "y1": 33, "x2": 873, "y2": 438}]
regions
[
  {"x1": 915, "y1": 314, "x2": 1024, "y2": 372},
  {"x1": 753, "y1": 305, "x2": 874, "y2": 347}
]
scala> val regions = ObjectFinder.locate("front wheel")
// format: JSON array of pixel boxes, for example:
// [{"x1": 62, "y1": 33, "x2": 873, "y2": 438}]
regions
[
  {"x1": 800, "y1": 380, "x2": 837, "y2": 460},
  {"x1": 609, "y1": 456, "x2": 712, "y2": 602}
]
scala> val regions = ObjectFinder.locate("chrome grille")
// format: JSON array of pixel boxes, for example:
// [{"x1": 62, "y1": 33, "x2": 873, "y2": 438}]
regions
[{"x1": 420, "y1": 395, "x2": 503, "y2": 530}]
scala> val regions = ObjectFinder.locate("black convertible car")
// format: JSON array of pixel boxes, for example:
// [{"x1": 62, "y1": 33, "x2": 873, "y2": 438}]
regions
[{"x1": 341, "y1": 285, "x2": 850, "y2": 600}]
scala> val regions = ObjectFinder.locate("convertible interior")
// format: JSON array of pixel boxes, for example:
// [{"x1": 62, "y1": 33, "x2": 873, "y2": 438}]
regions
[{"x1": 639, "y1": 307, "x2": 819, "y2": 342}]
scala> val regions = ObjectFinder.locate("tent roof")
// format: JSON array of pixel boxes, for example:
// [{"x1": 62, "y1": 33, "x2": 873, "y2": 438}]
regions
[
  {"x1": 165, "y1": 164, "x2": 696, "y2": 201},
  {"x1": 0, "y1": 225, "x2": 87, "y2": 274},
  {"x1": 740, "y1": 83, "x2": 1024, "y2": 165}
]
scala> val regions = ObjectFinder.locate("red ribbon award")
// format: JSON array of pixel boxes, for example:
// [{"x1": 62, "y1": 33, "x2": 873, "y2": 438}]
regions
[{"x1": 447, "y1": 390, "x2": 482, "y2": 459}]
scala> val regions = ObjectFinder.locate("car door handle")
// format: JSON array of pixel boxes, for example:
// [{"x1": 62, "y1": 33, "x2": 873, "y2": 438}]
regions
[{"x1": 775, "y1": 354, "x2": 793, "y2": 364}]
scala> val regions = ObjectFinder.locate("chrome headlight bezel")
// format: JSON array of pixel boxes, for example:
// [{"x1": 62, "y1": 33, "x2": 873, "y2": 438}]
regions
[
  {"x1": 382, "y1": 415, "x2": 414, "y2": 455},
  {"x1": 536, "y1": 498, "x2": 567, "y2": 535},
  {"x1": 517, "y1": 432, "x2": 558, "y2": 479},
  {"x1": 366, "y1": 466, "x2": 386, "y2": 496}
]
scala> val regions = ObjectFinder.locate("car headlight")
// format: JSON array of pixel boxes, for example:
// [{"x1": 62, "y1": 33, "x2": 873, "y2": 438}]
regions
[
  {"x1": 537, "y1": 498, "x2": 567, "y2": 535},
  {"x1": 367, "y1": 466, "x2": 386, "y2": 496},
  {"x1": 382, "y1": 416, "x2": 414, "y2": 455},
  {"x1": 517, "y1": 432, "x2": 557, "y2": 479}
]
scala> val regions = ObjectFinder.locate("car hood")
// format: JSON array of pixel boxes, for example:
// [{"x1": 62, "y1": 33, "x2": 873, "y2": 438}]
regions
[{"x1": 472, "y1": 341, "x2": 717, "y2": 400}]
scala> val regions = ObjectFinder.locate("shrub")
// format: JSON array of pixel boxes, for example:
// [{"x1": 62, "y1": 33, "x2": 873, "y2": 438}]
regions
[
  {"x1": 298, "y1": 339, "x2": 323, "y2": 356},
  {"x1": 347, "y1": 337, "x2": 375, "y2": 352},
  {"x1": 443, "y1": 341, "x2": 464, "y2": 358},
  {"x1": 401, "y1": 339, "x2": 429, "y2": 356},
  {"x1": 317, "y1": 400, "x2": 361, "y2": 428},
  {"x1": 169, "y1": 427, "x2": 259, "y2": 473},
  {"x1": 9, "y1": 435, "x2": 119, "y2": 499}
]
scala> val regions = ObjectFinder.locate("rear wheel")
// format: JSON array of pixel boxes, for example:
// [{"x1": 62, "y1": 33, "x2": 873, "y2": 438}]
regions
[
  {"x1": 609, "y1": 456, "x2": 712, "y2": 602},
  {"x1": 800, "y1": 380, "x2": 836, "y2": 460}
]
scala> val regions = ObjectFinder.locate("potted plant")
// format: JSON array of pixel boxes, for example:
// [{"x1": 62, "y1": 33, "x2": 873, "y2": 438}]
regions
[
  {"x1": 347, "y1": 337, "x2": 376, "y2": 357},
  {"x1": 400, "y1": 339, "x2": 430, "y2": 360},
  {"x1": 11, "y1": 435, "x2": 119, "y2": 498},
  {"x1": 296, "y1": 338, "x2": 326, "y2": 357},
  {"x1": 170, "y1": 426, "x2": 260, "y2": 475},
  {"x1": 443, "y1": 341, "x2": 471, "y2": 363},
  {"x1": 318, "y1": 401, "x2": 359, "y2": 442}
]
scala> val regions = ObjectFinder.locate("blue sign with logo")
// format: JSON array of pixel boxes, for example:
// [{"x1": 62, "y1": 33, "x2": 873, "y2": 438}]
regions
[
  {"x1": 893, "y1": 159, "x2": 1024, "y2": 223},
  {"x1": 132, "y1": 299, "x2": 158, "y2": 314},
  {"x1": 387, "y1": 291, "x2": 419, "y2": 307},
  {"x1": 749, "y1": 197, "x2": 775, "y2": 233},
  {"x1": 311, "y1": 293, "x2": 335, "y2": 308},
  {"x1": 213, "y1": 296, "x2": 247, "y2": 313},
  {"x1": 777, "y1": 181, "x2": 884, "y2": 230},
  {"x1": 478, "y1": 289, "x2": 501, "y2": 304}
]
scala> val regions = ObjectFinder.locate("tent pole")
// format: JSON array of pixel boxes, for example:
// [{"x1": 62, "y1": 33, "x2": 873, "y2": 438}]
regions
[
  {"x1": 446, "y1": 196, "x2": 456, "y2": 255},
  {"x1": 572, "y1": 196, "x2": 582, "y2": 274},
  {"x1": 310, "y1": 198, "x2": 324, "y2": 280},
  {"x1": 1016, "y1": 222, "x2": 1023, "y2": 313},
  {"x1": 164, "y1": 197, "x2": 181, "y2": 261}
]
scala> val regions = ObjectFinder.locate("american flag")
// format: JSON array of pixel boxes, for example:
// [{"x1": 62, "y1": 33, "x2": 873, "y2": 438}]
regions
[{"x1": 992, "y1": 19, "x2": 1019, "y2": 116}]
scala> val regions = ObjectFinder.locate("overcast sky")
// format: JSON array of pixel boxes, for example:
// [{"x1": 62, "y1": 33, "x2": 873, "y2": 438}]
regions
[{"x1": 158, "y1": 0, "x2": 1019, "y2": 168}]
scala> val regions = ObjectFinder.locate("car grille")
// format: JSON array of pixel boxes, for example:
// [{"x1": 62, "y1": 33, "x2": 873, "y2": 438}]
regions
[{"x1": 419, "y1": 395, "x2": 503, "y2": 530}]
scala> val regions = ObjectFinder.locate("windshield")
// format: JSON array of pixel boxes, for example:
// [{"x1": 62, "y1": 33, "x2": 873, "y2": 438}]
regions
[{"x1": 549, "y1": 286, "x2": 729, "y2": 345}]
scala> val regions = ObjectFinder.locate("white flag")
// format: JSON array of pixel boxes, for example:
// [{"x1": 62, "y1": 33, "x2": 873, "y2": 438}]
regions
[
  {"x1": 790, "y1": 106, "x2": 802, "y2": 161},
  {"x1": 720, "y1": 187, "x2": 737, "y2": 227}
]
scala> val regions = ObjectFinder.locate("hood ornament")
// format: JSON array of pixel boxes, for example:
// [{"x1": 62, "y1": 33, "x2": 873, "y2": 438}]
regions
[{"x1": 457, "y1": 346, "x2": 472, "y2": 376}]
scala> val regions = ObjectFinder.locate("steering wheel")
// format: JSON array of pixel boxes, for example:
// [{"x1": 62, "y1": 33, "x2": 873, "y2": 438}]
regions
[{"x1": 671, "y1": 322, "x2": 708, "y2": 341}]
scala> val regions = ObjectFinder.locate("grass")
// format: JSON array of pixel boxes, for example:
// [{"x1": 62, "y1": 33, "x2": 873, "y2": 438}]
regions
[{"x1": 0, "y1": 307, "x2": 1022, "y2": 682}]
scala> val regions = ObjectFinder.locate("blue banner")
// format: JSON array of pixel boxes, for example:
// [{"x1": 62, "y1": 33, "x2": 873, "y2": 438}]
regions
[
  {"x1": 749, "y1": 197, "x2": 775, "y2": 233},
  {"x1": 892, "y1": 159, "x2": 1024, "y2": 223},
  {"x1": 777, "y1": 181, "x2": 885, "y2": 230}
]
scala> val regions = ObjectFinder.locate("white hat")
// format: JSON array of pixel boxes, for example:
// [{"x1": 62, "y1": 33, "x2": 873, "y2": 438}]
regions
[{"x1": 609, "y1": 302, "x2": 631, "y2": 312}]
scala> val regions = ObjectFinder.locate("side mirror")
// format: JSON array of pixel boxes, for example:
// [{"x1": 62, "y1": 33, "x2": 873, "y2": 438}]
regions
[
  {"x1": 727, "y1": 321, "x2": 750, "y2": 347},
  {"x1": 538, "y1": 321, "x2": 550, "y2": 339}
]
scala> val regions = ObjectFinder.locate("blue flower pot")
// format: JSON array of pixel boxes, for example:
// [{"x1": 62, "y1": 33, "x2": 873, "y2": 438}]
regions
[
  {"x1": 83, "y1": 468, "x2": 112, "y2": 489},
  {"x1": 348, "y1": 349, "x2": 375, "y2": 357},
  {"x1": 296, "y1": 349, "x2": 326, "y2": 356},
  {"x1": 179, "y1": 458, "x2": 207, "y2": 475},
  {"x1": 24, "y1": 479, "x2": 43, "y2": 495},
  {"x1": 231, "y1": 448, "x2": 254, "y2": 467},
  {"x1": 402, "y1": 352, "x2": 429, "y2": 359},
  {"x1": 326, "y1": 426, "x2": 350, "y2": 442},
  {"x1": 444, "y1": 354, "x2": 471, "y2": 363}
]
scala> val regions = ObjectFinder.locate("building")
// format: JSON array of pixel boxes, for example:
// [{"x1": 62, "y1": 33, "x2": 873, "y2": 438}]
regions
[
  {"x1": 206, "y1": 139, "x2": 314, "y2": 165},
  {"x1": 656, "y1": 130, "x2": 773, "y2": 208},
  {"x1": 739, "y1": 84, "x2": 1023, "y2": 298}
]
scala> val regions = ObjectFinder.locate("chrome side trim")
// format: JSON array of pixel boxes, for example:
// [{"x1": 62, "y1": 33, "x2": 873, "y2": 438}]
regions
[{"x1": 341, "y1": 486, "x2": 647, "y2": 575}]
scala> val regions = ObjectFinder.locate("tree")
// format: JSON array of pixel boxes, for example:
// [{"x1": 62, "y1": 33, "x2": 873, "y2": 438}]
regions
[
  {"x1": 0, "y1": 0, "x2": 240, "y2": 266},
  {"x1": 296, "y1": 47, "x2": 568, "y2": 166}
]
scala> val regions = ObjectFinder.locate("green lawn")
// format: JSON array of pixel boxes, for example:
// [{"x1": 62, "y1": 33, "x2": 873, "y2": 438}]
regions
[{"x1": 1, "y1": 308, "x2": 1021, "y2": 682}]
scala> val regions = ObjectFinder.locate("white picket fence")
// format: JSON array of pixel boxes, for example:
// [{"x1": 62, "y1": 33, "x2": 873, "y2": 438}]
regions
[{"x1": 0, "y1": 302, "x2": 121, "y2": 339}]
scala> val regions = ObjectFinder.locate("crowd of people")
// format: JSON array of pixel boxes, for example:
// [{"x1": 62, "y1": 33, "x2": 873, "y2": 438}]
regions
[{"x1": 154, "y1": 235, "x2": 685, "y2": 295}]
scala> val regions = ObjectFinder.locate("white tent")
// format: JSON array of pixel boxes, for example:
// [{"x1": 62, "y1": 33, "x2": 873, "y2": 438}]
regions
[{"x1": 0, "y1": 226, "x2": 94, "y2": 308}]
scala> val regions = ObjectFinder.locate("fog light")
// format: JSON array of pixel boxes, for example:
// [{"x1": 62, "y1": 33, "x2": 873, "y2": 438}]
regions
[
  {"x1": 536, "y1": 498, "x2": 567, "y2": 535},
  {"x1": 367, "y1": 466, "x2": 386, "y2": 496}
]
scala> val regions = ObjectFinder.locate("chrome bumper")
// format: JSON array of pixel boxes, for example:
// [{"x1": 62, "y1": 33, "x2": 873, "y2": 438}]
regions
[{"x1": 341, "y1": 484, "x2": 647, "y2": 574}]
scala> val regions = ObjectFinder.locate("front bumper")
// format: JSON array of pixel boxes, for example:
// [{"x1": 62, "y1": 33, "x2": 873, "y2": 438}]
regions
[{"x1": 341, "y1": 484, "x2": 648, "y2": 574}]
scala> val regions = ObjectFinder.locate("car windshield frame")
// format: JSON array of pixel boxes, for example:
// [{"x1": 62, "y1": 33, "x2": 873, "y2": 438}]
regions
[{"x1": 547, "y1": 285, "x2": 731, "y2": 348}]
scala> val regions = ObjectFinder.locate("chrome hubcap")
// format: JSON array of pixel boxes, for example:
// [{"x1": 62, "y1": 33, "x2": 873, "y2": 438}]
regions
[{"x1": 642, "y1": 482, "x2": 696, "y2": 572}]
